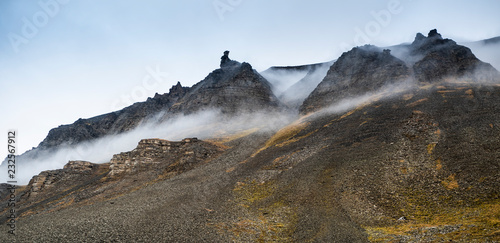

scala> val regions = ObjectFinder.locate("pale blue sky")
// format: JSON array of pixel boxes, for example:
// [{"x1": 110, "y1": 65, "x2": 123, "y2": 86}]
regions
[{"x1": 1, "y1": 0, "x2": 499, "y2": 158}]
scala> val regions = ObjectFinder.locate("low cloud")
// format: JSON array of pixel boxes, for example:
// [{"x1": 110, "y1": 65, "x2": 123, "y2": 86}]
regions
[
  {"x1": 260, "y1": 68, "x2": 311, "y2": 95},
  {"x1": 319, "y1": 79, "x2": 417, "y2": 116},
  {"x1": 0, "y1": 109, "x2": 296, "y2": 185},
  {"x1": 463, "y1": 41, "x2": 500, "y2": 71}
]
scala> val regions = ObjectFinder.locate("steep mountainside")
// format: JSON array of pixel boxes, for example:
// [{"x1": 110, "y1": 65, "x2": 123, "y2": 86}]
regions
[
  {"x1": 300, "y1": 46, "x2": 410, "y2": 114},
  {"x1": 462, "y1": 36, "x2": 500, "y2": 72},
  {"x1": 1, "y1": 30, "x2": 499, "y2": 242},
  {"x1": 1, "y1": 83, "x2": 499, "y2": 242},
  {"x1": 7, "y1": 51, "x2": 283, "y2": 171},
  {"x1": 300, "y1": 30, "x2": 500, "y2": 114},
  {"x1": 0, "y1": 138, "x2": 225, "y2": 225},
  {"x1": 167, "y1": 51, "x2": 283, "y2": 115},
  {"x1": 38, "y1": 82, "x2": 190, "y2": 150},
  {"x1": 410, "y1": 30, "x2": 499, "y2": 83}
]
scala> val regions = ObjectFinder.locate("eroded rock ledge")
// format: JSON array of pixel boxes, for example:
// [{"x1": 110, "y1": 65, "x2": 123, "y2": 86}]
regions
[{"x1": 109, "y1": 138, "x2": 224, "y2": 176}]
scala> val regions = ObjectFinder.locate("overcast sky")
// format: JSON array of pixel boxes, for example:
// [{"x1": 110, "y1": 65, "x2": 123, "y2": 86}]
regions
[{"x1": 1, "y1": 0, "x2": 500, "y2": 159}]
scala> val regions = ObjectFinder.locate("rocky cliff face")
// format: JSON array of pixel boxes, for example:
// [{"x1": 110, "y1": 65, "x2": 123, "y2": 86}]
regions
[
  {"x1": 25, "y1": 51, "x2": 281, "y2": 162},
  {"x1": 1, "y1": 138, "x2": 225, "y2": 223},
  {"x1": 300, "y1": 30, "x2": 500, "y2": 114},
  {"x1": 3, "y1": 30, "x2": 500, "y2": 242},
  {"x1": 3, "y1": 84, "x2": 500, "y2": 242},
  {"x1": 300, "y1": 45, "x2": 410, "y2": 114},
  {"x1": 38, "y1": 82, "x2": 190, "y2": 149},
  {"x1": 168, "y1": 51, "x2": 283, "y2": 115},
  {"x1": 21, "y1": 160, "x2": 109, "y2": 201},
  {"x1": 109, "y1": 138, "x2": 225, "y2": 177},
  {"x1": 410, "y1": 29, "x2": 500, "y2": 83}
]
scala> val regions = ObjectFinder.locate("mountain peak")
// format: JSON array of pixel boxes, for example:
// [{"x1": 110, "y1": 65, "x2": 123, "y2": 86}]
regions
[
  {"x1": 414, "y1": 32, "x2": 425, "y2": 42},
  {"x1": 168, "y1": 51, "x2": 282, "y2": 114},
  {"x1": 220, "y1": 50, "x2": 240, "y2": 68},
  {"x1": 167, "y1": 81, "x2": 188, "y2": 97},
  {"x1": 409, "y1": 29, "x2": 499, "y2": 83},
  {"x1": 427, "y1": 28, "x2": 442, "y2": 38},
  {"x1": 412, "y1": 29, "x2": 442, "y2": 43},
  {"x1": 300, "y1": 45, "x2": 409, "y2": 114},
  {"x1": 410, "y1": 29, "x2": 455, "y2": 53}
]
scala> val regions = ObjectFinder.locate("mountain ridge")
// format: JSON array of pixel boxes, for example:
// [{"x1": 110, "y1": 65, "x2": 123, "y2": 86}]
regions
[
  {"x1": 1, "y1": 30, "x2": 500, "y2": 242},
  {"x1": 300, "y1": 29, "x2": 500, "y2": 114},
  {"x1": 5, "y1": 51, "x2": 284, "y2": 172}
]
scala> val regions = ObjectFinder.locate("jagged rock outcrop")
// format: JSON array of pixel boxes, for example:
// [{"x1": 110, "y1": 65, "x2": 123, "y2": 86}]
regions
[
  {"x1": 23, "y1": 160, "x2": 107, "y2": 199},
  {"x1": 168, "y1": 51, "x2": 283, "y2": 114},
  {"x1": 300, "y1": 45, "x2": 410, "y2": 114},
  {"x1": 0, "y1": 138, "x2": 225, "y2": 223},
  {"x1": 38, "y1": 82, "x2": 190, "y2": 150},
  {"x1": 299, "y1": 30, "x2": 500, "y2": 114},
  {"x1": 63, "y1": 160, "x2": 95, "y2": 172},
  {"x1": 410, "y1": 29, "x2": 500, "y2": 83},
  {"x1": 109, "y1": 138, "x2": 225, "y2": 176},
  {"x1": 2, "y1": 31, "x2": 500, "y2": 242},
  {"x1": 26, "y1": 171, "x2": 61, "y2": 197},
  {"x1": 220, "y1": 50, "x2": 240, "y2": 68},
  {"x1": 23, "y1": 51, "x2": 281, "y2": 163}
]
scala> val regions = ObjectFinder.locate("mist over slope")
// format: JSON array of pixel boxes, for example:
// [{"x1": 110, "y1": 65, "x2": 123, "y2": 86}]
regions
[
  {"x1": 260, "y1": 62, "x2": 333, "y2": 95},
  {"x1": 3, "y1": 84, "x2": 500, "y2": 241},
  {"x1": 1, "y1": 29, "x2": 500, "y2": 242},
  {"x1": 38, "y1": 82, "x2": 190, "y2": 150},
  {"x1": 279, "y1": 61, "x2": 334, "y2": 109},
  {"x1": 300, "y1": 29, "x2": 500, "y2": 114},
  {"x1": 0, "y1": 51, "x2": 292, "y2": 185},
  {"x1": 462, "y1": 36, "x2": 500, "y2": 71},
  {"x1": 300, "y1": 45, "x2": 410, "y2": 114},
  {"x1": 167, "y1": 51, "x2": 283, "y2": 115}
]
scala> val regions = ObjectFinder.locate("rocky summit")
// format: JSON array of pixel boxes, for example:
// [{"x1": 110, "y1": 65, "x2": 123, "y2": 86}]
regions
[
  {"x1": 5, "y1": 51, "x2": 284, "y2": 173},
  {"x1": 0, "y1": 138, "x2": 225, "y2": 227},
  {"x1": 1, "y1": 30, "x2": 500, "y2": 242},
  {"x1": 300, "y1": 45, "x2": 410, "y2": 114},
  {"x1": 410, "y1": 29, "x2": 500, "y2": 83},
  {"x1": 38, "y1": 81, "x2": 190, "y2": 150},
  {"x1": 300, "y1": 29, "x2": 500, "y2": 114},
  {"x1": 167, "y1": 51, "x2": 283, "y2": 115}
]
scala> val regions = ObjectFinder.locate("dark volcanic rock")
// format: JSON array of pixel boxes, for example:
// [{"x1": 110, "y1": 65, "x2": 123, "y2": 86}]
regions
[
  {"x1": 168, "y1": 51, "x2": 283, "y2": 114},
  {"x1": 109, "y1": 137, "x2": 224, "y2": 177},
  {"x1": 30, "y1": 51, "x2": 281, "y2": 159},
  {"x1": 299, "y1": 30, "x2": 500, "y2": 115},
  {"x1": 410, "y1": 29, "x2": 500, "y2": 83},
  {"x1": 2, "y1": 81, "x2": 500, "y2": 241},
  {"x1": 0, "y1": 138, "x2": 225, "y2": 226},
  {"x1": 220, "y1": 50, "x2": 240, "y2": 68},
  {"x1": 2, "y1": 31, "x2": 500, "y2": 242},
  {"x1": 38, "y1": 82, "x2": 190, "y2": 149},
  {"x1": 23, "y1": 160, "x2": 105, "y2": 199},
  {"x1": 300, "y1": 45, "x2": 410, "y2": 114}
]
